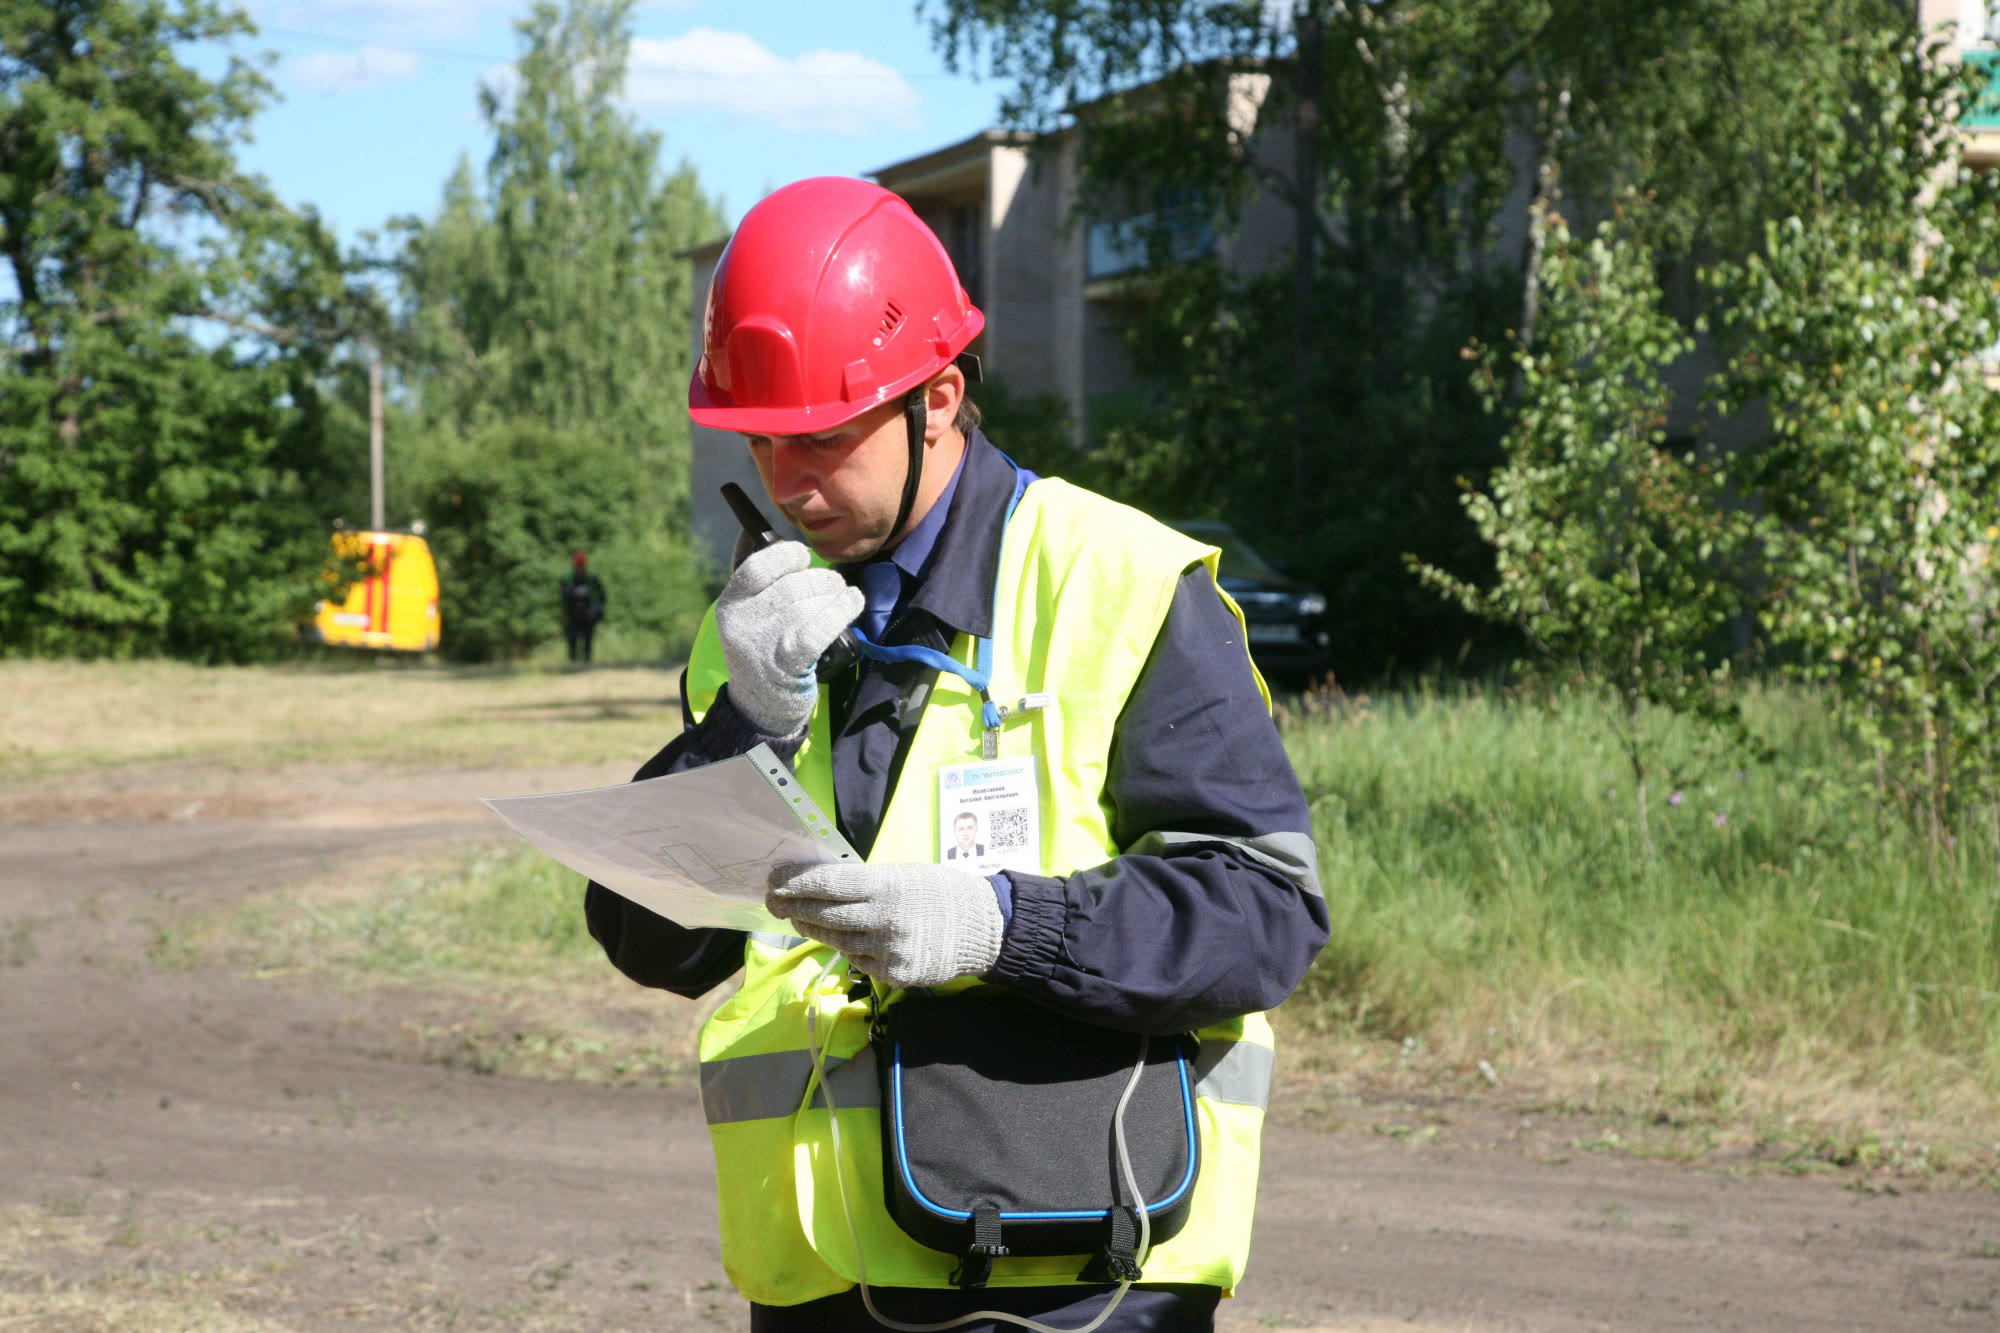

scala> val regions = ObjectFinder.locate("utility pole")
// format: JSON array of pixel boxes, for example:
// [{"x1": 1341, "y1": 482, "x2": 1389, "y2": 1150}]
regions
[{"x1": 368, "y1": 344, "x2": 386, "y2": 532}]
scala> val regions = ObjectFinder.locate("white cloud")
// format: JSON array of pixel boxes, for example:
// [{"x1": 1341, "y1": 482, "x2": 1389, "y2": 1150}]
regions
[
  {"x1": 624, "y1": 29, "x2": 921, "y2": 135},
  {"x1": 289, "y1": 43, "x2": 421, "y2": 93}
]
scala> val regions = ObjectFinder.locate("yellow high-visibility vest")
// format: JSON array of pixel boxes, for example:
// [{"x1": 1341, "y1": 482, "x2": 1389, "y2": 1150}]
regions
[{"x1": 684, "y1": 476, "x2": 1277, "y2": 1306}]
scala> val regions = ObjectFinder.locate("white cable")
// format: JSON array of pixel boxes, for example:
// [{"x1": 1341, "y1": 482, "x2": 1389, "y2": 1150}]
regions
[{"x1": 802, "y1": 959, "x2": 1155, "y2": 1333}]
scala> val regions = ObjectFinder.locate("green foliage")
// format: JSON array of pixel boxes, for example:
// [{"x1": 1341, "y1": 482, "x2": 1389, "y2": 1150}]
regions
[
  {"x1": 411, "y1": 420, "x2": 627, "y2": 663},
  {"x1": 926, "y1": 0, "x2": 1916, "y2": 681},
  {"x1": 389, "y1": 0, "x2": 720, "y2": 662},
  {"x1": 1709, "y1": 30, "x2": 2000, "y2": 849},
  {"x1": 966, "y1": 375, "x2": 1082, "y2": 479},
  {"x1": 392, "y1": 0, "x2": 716, "y2": 491},
  {"x1": 1415, "y1": 214, "x2": 1754, "y2": 839},
  {"x1": 1079, "y1": 256, "x2": 1520, "y2": 672},
  {"x1": 0, "y1": 0, "x2": 363, "y2": 660}
]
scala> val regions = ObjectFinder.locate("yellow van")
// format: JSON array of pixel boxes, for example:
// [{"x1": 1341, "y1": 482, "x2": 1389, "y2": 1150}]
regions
[{"x1": 302, "y1": 530, "x2": 441, "y2": 653}]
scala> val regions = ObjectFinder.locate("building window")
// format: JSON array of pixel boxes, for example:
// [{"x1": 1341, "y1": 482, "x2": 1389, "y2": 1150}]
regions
[
  {"x1": 1086, "y1": 189, "x2": 1214, "y2": 281},
  {"x1": 941, "y1": 202, "x2": 983, "y2": 307}
]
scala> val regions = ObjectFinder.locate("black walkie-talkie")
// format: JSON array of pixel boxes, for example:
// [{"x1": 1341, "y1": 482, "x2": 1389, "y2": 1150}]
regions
[{"x1": 720, "y1": 482, "x2": 860, "y2": 682}]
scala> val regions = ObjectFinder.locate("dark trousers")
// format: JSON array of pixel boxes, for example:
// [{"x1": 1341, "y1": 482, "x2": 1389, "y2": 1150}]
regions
[
  {"x1": 751, "y1": 1284, "x2": 1219, "y2": 1333},
  {"x1": 564, "y1": 619, "x2": 595, "y2": 663}
]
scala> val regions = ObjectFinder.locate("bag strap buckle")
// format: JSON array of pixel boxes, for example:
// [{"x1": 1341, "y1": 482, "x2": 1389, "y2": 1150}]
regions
[
  {"x1": 951, "y1": 1203, "x2": 1009, "y2": 1290},
  {"x1": 1077, "y1": 1205, "x2": 1144, "y2": 1285}
]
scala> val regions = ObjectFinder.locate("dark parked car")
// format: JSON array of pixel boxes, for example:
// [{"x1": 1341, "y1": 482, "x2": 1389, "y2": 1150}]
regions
[{"x1": 1167, "y1": 520, "x2": 1331, "y2": 686}]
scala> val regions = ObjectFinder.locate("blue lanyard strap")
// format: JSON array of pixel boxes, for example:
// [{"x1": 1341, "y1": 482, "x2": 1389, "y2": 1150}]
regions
[{"x1": 849, "y1": 462, "x2": 1032, "y2": 733}]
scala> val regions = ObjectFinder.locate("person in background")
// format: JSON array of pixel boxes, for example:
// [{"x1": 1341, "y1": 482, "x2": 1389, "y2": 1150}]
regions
[{"x1": 561, "y1": 550, "x2": 606, "y2": 665}]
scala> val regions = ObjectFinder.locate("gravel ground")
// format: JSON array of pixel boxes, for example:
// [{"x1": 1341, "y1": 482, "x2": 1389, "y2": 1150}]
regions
[{"x1": 3, "y1": 761, "x2": 1995, "y2": 1331}]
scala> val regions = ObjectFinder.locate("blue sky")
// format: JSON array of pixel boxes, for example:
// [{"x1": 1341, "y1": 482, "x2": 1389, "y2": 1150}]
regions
[{"x1": 226, "y1": 0, "x2": 1005, "y2": 244}]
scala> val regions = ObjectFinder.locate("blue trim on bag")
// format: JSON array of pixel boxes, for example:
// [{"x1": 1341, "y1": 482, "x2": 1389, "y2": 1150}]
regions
[{"x1": 888, "y1": 1039, "x2": 1199, "y2": 1223}]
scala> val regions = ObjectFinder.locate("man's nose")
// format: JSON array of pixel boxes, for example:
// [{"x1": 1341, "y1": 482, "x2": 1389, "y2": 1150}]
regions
[{"x1": 766, "y1": 442, "x2": 819, "y2": 507}]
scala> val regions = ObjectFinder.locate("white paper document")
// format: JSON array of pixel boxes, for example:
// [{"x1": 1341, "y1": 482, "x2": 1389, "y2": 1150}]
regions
[{"x1": 480, "y1": 744, "x2": 857, "y2": 933}]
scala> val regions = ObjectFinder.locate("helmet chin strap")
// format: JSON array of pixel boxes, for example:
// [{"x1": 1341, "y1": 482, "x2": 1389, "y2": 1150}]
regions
[
  {"x1": 888, "y1": 386, "x2": 927, "y2": 549},
  {"x1": 885, "y1": 356, "x2": 979, "y2": 554}
]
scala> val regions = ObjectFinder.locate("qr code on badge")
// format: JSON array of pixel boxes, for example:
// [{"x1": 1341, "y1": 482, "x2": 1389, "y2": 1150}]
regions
[{"x1": 989, "y1": 807, "x2": 1030, "y2": 850}]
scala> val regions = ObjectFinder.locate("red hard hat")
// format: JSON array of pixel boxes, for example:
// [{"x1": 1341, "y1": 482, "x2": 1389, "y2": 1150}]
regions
[{"x1": 689, "y1": 177, "x2": 984, "y2": 435}]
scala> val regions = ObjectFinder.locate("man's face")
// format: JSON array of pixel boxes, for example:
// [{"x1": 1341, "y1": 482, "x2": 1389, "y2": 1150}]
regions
[
  {"x1": 954, "y1": 815, "x2": 976, "y2": 853},
  {"x1": 744, "y1": 397, "x2": 911, "y2": 564},
  {"x1": 742, "y1": 367, "x2": 964, "y2": 564}
]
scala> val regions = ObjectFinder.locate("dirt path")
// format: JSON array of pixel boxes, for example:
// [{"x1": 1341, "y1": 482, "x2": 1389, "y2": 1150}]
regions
[{"x1": 3, "y1": 764, "x2": 1996, "y2": 1331}]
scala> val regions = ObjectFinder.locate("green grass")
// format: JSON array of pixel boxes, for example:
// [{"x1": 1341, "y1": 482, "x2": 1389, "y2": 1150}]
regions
[
  {"x1": 252, "y1": 843, "x2": 607, "y2": 982},
  {"x1": 112, "y1": 656, "x2": 1993, "y2": 1170},
  {"x1": 1281, "y1": 683, "x2": 2000, "y2": 1164},
  {"x1": 173, "y1": 845, "x2": 701, "y2": 1086},
  {"x1": 0, "y1": 657, "x2": 684, "y2": 777}
]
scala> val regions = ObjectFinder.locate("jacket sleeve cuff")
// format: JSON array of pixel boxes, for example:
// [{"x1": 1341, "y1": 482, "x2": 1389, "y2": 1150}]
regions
[
  {"x1": 688, "y1": 684, "x2": 808, "y2": 767},
  {"x1": 984, "y1": 871, "x2": 1066, "y2": 988},
  {"x1": 987, "y1": 872, "x2": 1014, "y2": 922}
]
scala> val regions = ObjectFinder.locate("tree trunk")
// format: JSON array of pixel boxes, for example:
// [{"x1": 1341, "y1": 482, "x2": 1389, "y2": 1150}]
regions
[
  {"x1": 369, "y1": 349, "x2": 386, "y2": 532},
  {"x1": 1290, "y1": 2, "x2": 1323, "y2": 537},
  {"x1": 1518, "y1": 86, "x2": 1570, "y2": 353}
]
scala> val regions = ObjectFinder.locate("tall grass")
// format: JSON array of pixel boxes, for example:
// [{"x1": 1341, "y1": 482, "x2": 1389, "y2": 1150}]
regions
[{"x1": 1281, "y1": 684, "x2": 2000, "y2": 1135}]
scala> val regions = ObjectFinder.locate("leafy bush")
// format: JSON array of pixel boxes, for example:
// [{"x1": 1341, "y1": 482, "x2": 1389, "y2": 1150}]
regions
[{"x1": 411, "y1": 419, "x2": 705, "y2": 662}]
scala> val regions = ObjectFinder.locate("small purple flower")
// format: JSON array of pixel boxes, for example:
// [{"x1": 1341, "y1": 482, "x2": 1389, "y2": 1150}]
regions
[
  {"x1": 1712, "y1": 812, "x2": 1728, "y2": 829},
  {"x1": 1948, "y1": 835, "x2": 1959, "y2": 848},
  {"x1": 1668, "y1": 790, "x2": 1683, "y2": 807}
]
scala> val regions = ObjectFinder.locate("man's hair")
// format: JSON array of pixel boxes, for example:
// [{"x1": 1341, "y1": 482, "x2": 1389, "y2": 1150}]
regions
[
  {"x1": 953, "y1": 394, "x2": 982, "y2": 437},
  {"x1": 954, "y1": 811, "x2": 977, "y2": 827}
]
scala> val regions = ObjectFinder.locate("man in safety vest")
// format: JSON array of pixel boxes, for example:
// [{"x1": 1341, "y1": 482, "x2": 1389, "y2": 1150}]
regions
[{"x1": 586, "y1": 176, "x2": 1328, "y2": 1333}]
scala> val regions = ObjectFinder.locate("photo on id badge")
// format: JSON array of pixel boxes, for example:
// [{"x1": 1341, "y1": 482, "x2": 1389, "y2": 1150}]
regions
[{"x1": 937, "y1": 756, "x2": 1042, "y2": 876}]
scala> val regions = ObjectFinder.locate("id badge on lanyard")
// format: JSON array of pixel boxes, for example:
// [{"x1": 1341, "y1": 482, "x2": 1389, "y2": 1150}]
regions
[
  {"x1": 936, "y1": 755, "x2": 1043, "y2": 876},
  {"x1": 848, "y1": 461, "x2": 1049, "y2": 875}
]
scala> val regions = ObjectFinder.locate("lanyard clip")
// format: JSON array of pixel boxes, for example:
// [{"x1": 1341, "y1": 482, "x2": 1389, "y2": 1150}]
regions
[
  {"x1": 979, "y1": 691, "x2": 1005, "y2": 759},
  {"x1": 978, "y1": 694, "x2": 1052, "y2": 758}
]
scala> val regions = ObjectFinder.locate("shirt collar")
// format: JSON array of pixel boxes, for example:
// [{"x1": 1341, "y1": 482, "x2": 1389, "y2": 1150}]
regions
[
  {"x1": 834, "y1": 427, "x2": 1017, "y2": 642},
  {"x1": 885, "y1": 443, "x2": 965, "y2": 583},
  {"x1": 902, "y1": 427, "x2": 1018, "y2": 640}
]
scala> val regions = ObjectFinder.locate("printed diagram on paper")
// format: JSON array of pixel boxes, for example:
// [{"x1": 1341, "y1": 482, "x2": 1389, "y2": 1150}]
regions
[
  {"x1": 482, "y1": 745, "x2": 858, "y2": 933},
  {"x1": 652, "y1": 836, "x2": 787, "y2": 898}
]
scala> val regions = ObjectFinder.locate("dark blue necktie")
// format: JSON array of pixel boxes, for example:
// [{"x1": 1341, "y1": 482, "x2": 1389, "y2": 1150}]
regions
[{"x1": 858, "y1": 561, "x2": 902, "y2": 642}]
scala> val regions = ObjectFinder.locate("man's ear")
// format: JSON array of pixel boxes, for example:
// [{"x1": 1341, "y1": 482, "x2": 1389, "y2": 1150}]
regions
[{"x1": 924, "y1": 365, "x2": 966, "y2": 444}]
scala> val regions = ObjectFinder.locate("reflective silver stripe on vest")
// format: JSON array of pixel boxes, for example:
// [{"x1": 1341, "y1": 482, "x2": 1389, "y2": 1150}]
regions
[
  {"x1": 1126, "y1": 829, "x2": 1322, "y2": 899},
  {"x1": 1193, "y1": 1038, "x2": 1275, "y2": 1110},
  {"x1": 748, "y1": 931, "x2": 808, "y2": 951},
  {"x1": 700, "y1": 1046, "x2": 881, "y2": 1125},
  {"x1": 702, "y1": 1036, "x2": 1268, "y2": 1122}
]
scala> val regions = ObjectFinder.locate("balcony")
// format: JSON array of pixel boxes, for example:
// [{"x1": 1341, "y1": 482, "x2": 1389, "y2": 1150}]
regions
[
  {"x1": 1963, "y1": 50, "x2": 2000, "y2": 165},
  {"x1": 1967, "y1": 50, "x2": 2000, "y2": 128}
]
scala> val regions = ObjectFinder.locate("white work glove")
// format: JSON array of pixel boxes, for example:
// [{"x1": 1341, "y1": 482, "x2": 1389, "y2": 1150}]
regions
[
  {"x1": 766, "y1": 862, "x2": 1005, "y2": 989},
  {"x1": 714, "y1": 541, "x2": 863, "y2": 737}
]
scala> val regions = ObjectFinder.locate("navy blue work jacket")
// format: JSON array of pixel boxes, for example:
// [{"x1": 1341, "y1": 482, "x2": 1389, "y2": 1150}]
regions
[{"x1": 585, "y1": 429, "x2": 1328, "y2": 1036}]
